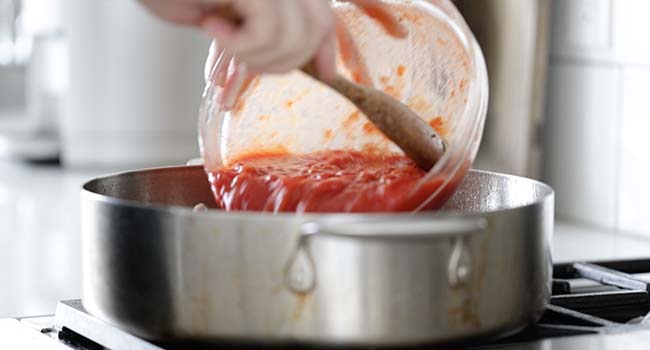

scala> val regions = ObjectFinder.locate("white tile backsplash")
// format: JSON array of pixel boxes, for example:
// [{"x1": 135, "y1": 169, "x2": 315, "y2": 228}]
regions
[
  {"x1": 551, "y1": 0, "x2": 611, "y2": 53},
  {"x1": 550, "y1": 0, "x2": 650, "y2": 66},
  {"x1": 547, "y1": 45, "x2": 650, "y2": 236},
  {"x1": 618, "y1": 67, "x2": 650, "y2": 237},
  {"x1": 547, "y1": 0, "x2": 650, "y2": 236},
  {"x1": 545, "y1": 62, "x2": 620, "y2": 229},
  {"x1": 612, "y1": 0, "x2": 650, "y2": 61}
]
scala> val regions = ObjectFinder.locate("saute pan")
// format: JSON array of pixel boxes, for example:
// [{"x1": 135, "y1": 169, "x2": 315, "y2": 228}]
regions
[{"x1": 81, "y1": 166, "x2": 553, "y2": 346}]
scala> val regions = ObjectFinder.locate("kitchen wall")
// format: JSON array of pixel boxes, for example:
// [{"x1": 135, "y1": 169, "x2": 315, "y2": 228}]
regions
[
  {"x1": 0, "y1": 0, "x2": 209, "y2": 318},
  {"x1": 0, "y1": 0, "x2": 209, "y2": 167},
  {"x1": 459, "y1": 0, "x2": 650, "y2": 239},
  {"x1": 545, "y1": 0, "x2": 650, "y2": 238},
  {"x1": 62, "y1": 0, "x2": 209, "y2": 168}
]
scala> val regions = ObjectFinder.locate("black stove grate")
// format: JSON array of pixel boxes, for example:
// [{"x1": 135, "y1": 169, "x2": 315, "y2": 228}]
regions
[
  {"x1": 483, "y1": 259, "x2": 650, "y2": 348},
  {"x1": 549, "y1": 260, "x2": 650, "y2": 325}
]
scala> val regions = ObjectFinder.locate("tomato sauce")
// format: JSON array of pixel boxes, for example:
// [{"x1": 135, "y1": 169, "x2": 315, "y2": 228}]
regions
[{"x1": 207, "y1": 150, "x2": 463, "y2": 213}]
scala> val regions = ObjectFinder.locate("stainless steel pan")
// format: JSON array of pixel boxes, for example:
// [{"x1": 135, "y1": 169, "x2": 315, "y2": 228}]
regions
[{"x1": 81, "y1": 166, "x2": 554, "y2": 346}]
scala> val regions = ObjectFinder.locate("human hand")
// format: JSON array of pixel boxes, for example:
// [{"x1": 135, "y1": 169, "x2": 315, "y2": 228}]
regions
[
  {"x1": 140, "y1": 0, "x2": 405, "y2": 109},
  {"x1": 140, "y1": 0, "x2": 337, "y2": 79}
]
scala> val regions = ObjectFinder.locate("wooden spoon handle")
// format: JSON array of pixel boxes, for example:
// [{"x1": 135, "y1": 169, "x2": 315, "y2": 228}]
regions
[{"x1": 302, "y1": 63, "x2": 445, "y2": 171}]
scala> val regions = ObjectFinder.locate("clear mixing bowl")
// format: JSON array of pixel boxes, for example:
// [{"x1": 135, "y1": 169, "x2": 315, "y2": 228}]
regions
[{"x1": 199, "y1": 0, "x2": 488, "y2": 212}]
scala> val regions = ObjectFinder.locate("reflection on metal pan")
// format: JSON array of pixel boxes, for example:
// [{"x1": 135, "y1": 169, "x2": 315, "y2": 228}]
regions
[{"x1": 81, "y1": 166, "x2": 554, "y2": 346}]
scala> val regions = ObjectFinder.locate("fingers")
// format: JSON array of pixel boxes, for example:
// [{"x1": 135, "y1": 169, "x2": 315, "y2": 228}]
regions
[
  {"x1": 201, "y1": 0, "x2": 335, "y2": 75},
  {"x1": 201, "y1": 0, "x2": 406, "y2": 92},
  {"x1": 205, "y1": 0, "x2": 282, "y2": 70},
  {"x1": 343, "y1": 0, "x2": 408, "y2": 38},
  {"x1": 314, "y1": 35, "x2": 337, "y2": 82},
  {"x1": 304, "y1": 0, "x2": 337, "y2": 80},
  {"x1": 138, "y1": 0, "x2": 208, "y2": 25},
  {"x1": 204, "y1": 40, "x2": 251, "y2": 110},
  {"x1": 204, "y1": 41, "x2": 233, "y2": 87},
  {"x1": 219, "y1": 61, "x2": 252, "y2": 110},
  {"x1": 249, "y1": 0, "x2": 321, "y2": 74},
  {"x1": 334, "y1": 16, "x2": 373, "y2": 86},
  {"x1": 201, "y1": 16, "x2": 237, "y2": 45},
  {"x1": 232, "y1": 0, "x2": 303, "y2": 73},
  {"x1": 141, "y1": 0, "x2": 405, "y2": 78}
]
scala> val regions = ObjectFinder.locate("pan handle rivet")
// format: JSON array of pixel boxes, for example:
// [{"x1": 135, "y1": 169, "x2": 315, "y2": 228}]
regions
[
  {"x1": 193, "y1": 203, "x2": 208, "y2": 212},
  {"x1": 284, "y1": 238, "x2": 317, "y2": 293},
  {"x1": 448, "y1": 237, "x2": 472, "y2": 288}
]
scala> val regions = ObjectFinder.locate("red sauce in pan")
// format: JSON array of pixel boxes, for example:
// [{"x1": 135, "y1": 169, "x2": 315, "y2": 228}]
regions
[{"x1": 207, "y1": 150, "x2": 463, "y2": 213}]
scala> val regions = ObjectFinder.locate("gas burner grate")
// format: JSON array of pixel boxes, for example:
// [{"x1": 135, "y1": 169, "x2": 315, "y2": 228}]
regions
[
  {"x1": 549, "y1": 260, "x2": 650, "y2": 325},
  {"x1": 472, "y1": 259, "x2": 650, "y2": 348}
]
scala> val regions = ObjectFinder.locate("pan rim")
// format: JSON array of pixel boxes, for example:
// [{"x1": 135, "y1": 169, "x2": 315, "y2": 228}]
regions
[{"x1": 81, "y1": 165, "x2": 554, "y2": 219}]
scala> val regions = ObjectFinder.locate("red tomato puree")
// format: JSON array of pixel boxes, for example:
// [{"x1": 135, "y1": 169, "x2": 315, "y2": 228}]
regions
[{"x1": 207, "y1": 150, "x2": 464, "y2": 213}]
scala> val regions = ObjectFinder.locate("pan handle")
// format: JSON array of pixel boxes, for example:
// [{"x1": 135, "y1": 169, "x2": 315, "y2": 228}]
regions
[
  {"x1": 283, "y1": 217, "x2": 486, "y2": 293},
  {"x1": 299, "y1": 217, "x2": 486, "y2": 240}
]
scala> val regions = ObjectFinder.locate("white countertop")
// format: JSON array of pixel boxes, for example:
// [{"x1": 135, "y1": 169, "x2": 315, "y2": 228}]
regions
[
  {"x1": 553, "y1": 221, "x2": 650, "y2": 263},
  {"x1": 1, "y1": 160, "x2": 650, "y2": 318},
  {"x1": 0, "y1": 161, "x2": 103, "y2": 318}
]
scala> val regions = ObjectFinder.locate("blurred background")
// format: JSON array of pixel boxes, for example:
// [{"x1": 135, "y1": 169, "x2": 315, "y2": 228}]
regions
[{"x1": 2, "y1": 0, "x2": 650, "y2": 317}]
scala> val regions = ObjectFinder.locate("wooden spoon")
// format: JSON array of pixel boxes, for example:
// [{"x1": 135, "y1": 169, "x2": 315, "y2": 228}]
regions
[
  {"x1": 301, "y1": 63, "x2": 445, "y2": 171},
  {"x1": 209, "y1": 6, "x2": 446, "y2": 170}
]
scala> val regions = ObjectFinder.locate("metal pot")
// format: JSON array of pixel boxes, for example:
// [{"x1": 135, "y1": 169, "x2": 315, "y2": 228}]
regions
[{"x1": 80, "y1": 166, "x2": 554, "y2": 346}]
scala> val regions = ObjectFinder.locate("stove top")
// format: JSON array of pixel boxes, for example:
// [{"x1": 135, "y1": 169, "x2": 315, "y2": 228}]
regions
[{"x1": 5, "y1": 259, "x2": 650, "y2": 349}]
